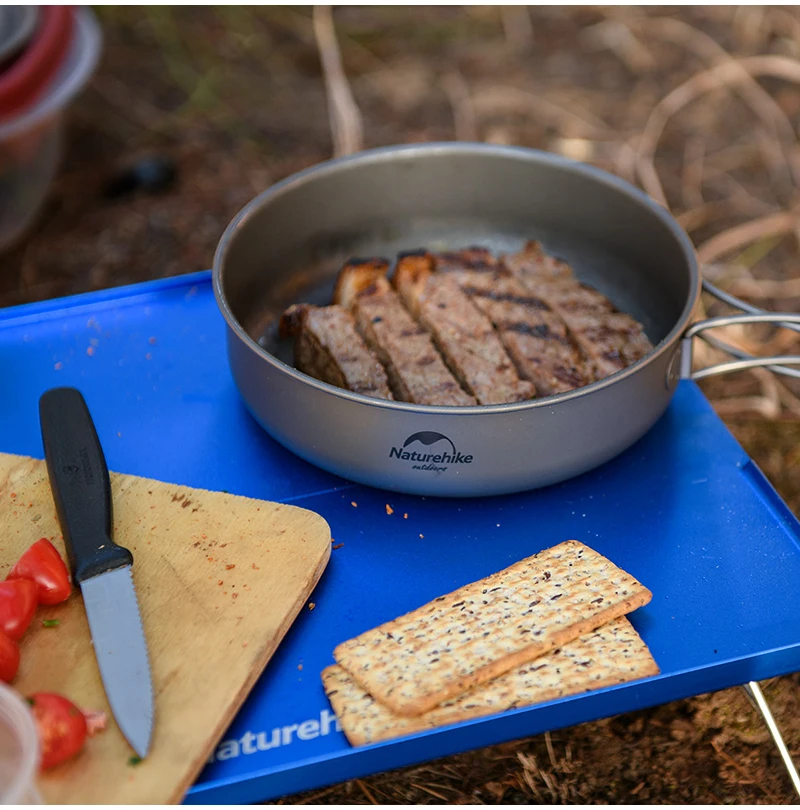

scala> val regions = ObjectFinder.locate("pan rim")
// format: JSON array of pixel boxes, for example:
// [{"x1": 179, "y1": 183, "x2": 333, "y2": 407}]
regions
[{"x1": 213, "y1": 142, "x2": 700, "y2": 415}]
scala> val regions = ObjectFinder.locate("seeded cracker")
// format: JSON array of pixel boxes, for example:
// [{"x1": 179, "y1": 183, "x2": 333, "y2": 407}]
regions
[
  {"x1": 324, "y1": 616, "x2": 659, "y2": 746},
  {"x1": 333, "y1": 540, "x2": 652, "y2": 716}
]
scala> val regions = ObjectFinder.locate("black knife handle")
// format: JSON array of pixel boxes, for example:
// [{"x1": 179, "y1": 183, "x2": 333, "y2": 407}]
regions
[{"x1": 39, "y1": 388, "x2": 132, "y2": 583}]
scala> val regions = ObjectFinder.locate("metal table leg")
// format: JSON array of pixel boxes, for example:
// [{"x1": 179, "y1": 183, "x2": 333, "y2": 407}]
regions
[{"x1": 742, "y1": 681, "x2": 800, "y2": 798}]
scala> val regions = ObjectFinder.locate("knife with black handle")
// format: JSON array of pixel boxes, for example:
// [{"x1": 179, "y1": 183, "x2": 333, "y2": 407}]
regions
[{"x1": 39, "y1": 387, "x2": 154, "y2": 758}]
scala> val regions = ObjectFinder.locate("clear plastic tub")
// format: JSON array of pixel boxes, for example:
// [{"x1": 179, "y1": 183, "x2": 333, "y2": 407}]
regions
[
  {"x1": 0, "y1": 682, "x2": 41, "y2": 804},
  {"x1": 0, "y1": 8, "x2": 101, "y2": 252}
]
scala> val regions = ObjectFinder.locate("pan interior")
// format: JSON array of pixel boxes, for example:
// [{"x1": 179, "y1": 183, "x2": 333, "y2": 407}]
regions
[{"x1": 217, "y1": 148, "x2": 695, "y2": 368}]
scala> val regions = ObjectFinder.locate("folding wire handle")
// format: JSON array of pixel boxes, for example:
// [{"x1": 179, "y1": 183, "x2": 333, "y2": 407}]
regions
[
  {"x1": 684, "y1": 280, "x2": 800, "y2": 798},
  {"x1": 680, "y1": 280, "x2": 800, "y2": 381}
]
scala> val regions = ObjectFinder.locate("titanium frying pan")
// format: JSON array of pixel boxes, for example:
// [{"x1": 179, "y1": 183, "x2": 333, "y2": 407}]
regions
[{"x1": 213, "y1": 143, "x2": 800, "y2": 497}]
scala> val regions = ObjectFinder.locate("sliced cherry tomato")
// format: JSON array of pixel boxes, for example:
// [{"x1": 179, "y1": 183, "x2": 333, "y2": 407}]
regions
[
  {"x1": 0, "y1": 579, "x2": 37, "y2": 640},
  {"x1": 0, "y1": 629, "x2": 20, "y2": 683},
  {"x1": 7, "y1": 539, "x2": 71, "y2": 606},
  {"x1": 28, "y1": 693, "x2": 88, "y2": 770}
]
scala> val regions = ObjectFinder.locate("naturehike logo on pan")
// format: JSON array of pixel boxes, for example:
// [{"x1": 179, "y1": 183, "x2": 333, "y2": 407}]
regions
[{"x1": 389, "y1": 431, "x2": 473, "y2": 473}]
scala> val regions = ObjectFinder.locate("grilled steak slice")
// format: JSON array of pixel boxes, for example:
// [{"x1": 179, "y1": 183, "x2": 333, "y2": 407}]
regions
[
  {"x1": 435, "y1": 246, "x2": 499, "y2": 273},
  {"x1": 504, "y1": 241, "x2": 653, "y2": 379},
  {"x1": 394, "y1": 252, "x2": 535, "y2": 405},
  {"x1": 280, "y1": 303, "x2": 394, "y2": 400},
  {"x1": 503, "y1": 241, "x2": 574, "y2": 281},
  {"x1": 333, "y1": 258, "x2": 476, "y2": 406},
  {"x1": 432, "y1": 247, "x2": 592, "y2": 396}
]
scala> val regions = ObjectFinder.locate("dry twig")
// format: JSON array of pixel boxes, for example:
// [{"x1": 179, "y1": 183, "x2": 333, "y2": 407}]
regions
[
  {"x1": 677, "y1": 201, "x2": 772, "y2": 233},
  {"x1": 409, "y1": 782, "x2": 451, "y2": 801},
  {"x1": 711, "y1": 366, "x2": 781, "y2": 420},
  {"x1": 696, "y1": 212, "x2": 800, "y2": 264},
  {"x1": 767, "y1": 7, "x2": 800, "y2": 42},
  {"x1": 711, "y1": 739, "x2": 781, "y2": 802},
  {"x1": 471, "y1": 84, "x2": 615, "y2": 141},
  {"x1": 313, "y1": 5, "x2": 363, "y2": 157},
  {"x1": 543, "y1": 731, "x2": 557, "y2": 769},
  {"x1": 500, "y1": 6, "x2": 534, "y2": 51},
  {"x1": 681, "y1": 137, "x2": 706, "y2": 210},
  {"x1": 729, "y1": 276, "x2": 800, "y2": 300},
  {"x1": 355, "y1": 778, "x2": 378, "y2": 805},
  {"x1": 441, "y1": 70, "x2": 478, "y2": 141},
  {"x1": 732, "y1": 6, "x2": 769, "y2": 53},
  {"x1": 581, "y1": 18, "x2": 655, "y2": 72}
]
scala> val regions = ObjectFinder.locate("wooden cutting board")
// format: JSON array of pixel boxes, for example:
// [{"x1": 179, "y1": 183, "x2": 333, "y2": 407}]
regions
[{"x1": 0, "y1": 452, "x2": 331, "y2": 804}]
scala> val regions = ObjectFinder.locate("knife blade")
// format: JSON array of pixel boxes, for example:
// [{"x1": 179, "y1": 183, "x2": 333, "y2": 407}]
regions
[{"x1": 39, "y1": 387, "x2": 154, "y2": 758}]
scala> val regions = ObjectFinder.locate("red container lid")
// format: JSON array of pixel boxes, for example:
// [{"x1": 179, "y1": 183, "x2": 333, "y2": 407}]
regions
[{"x1": 0, "y1": 6, "x2": 75, "y2": 122}]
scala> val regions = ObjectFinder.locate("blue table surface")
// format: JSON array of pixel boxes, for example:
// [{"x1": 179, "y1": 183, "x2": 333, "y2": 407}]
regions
[{"x1": 2, "y1": 273, "x2": 800, "y2": 804}]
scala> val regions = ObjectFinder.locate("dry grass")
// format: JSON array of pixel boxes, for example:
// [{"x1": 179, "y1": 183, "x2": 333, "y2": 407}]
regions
[{"x1": 313, "y1": 5, "x2": 363, "y2": 157}]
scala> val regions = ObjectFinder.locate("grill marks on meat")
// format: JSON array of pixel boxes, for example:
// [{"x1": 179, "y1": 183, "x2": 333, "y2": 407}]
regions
[
  {"x1": 432, "y1": 248, "x2": 592, "y2": 396},
  {"x1": 394, "y1": 252, "x2": 535, "y2": 405},
  {"x1": 280, "y1": 243, "x2": 653, "y2": 404},
  {"x1": 333, "y1": 259, "x2": 476, "y2": 406},
  {"x1": 434, "y1": 247, "x2": 499, "y2": 274},
  {"x1": 503, "y1": 241, "x2": 653, "y2": 379},
  {"x1": 279, "y1": 304, "x2": 394, "y2": 399}
]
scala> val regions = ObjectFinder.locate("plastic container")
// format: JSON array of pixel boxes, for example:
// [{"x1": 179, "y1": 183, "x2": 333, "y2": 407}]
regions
[
  {"x1": 0, "y1": 683, "x2": 41, "y2": 804},
  {"x1": 0, "y1": 7, "x2": 75, "y2": 120},
  {"x1": 0, "y1": 7, "x2": 101, "y2": 252},
  {"x1": 0, "y1": 7, "x2": 40, "y2": 67}
]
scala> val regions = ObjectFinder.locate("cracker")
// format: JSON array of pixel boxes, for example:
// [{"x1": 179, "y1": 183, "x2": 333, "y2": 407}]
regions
[
  {"x1": 324, "y1": 616, "x2": 659, "y2": 746},
  {"x1": 333, "y1": 540, "x2": 652, "y2": 716}
]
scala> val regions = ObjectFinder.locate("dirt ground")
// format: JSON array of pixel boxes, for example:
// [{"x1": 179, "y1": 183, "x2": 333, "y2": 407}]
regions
[{"x1": 5, "y1": 6, "x2": 800, "y2": 804}]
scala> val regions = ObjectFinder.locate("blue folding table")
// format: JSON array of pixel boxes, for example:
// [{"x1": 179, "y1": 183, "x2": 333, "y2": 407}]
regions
[{"x1": 2, "y1": 272, "x2": 799, "y2": 803}]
